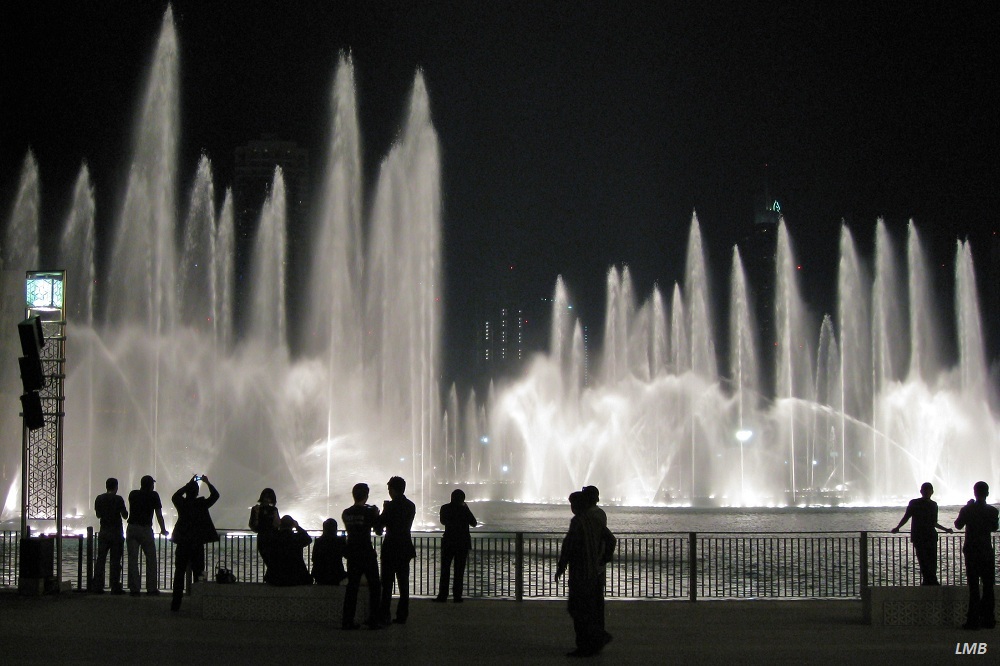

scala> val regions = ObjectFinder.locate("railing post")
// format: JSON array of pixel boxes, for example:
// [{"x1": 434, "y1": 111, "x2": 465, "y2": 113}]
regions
[
  {"x1": 515, "y1": 532, "x2": 524, "y2": 602},
  {"x1": 86, "y1": 526, "x2": 94, "y2": 592},
  {"x1": 77, "y1": 534, "x2": 83, "y2": 591},
  {"x1": 859, "y1": 531, "x2": 868, "y2": 592},
  {"x1": 688, "y1": 532, "x2": 697, "y2": 602}
]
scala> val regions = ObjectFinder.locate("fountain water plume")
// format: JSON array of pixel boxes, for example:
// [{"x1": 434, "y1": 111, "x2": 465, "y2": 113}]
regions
[
  {"x1": 2, "y1": 6, "x2": 998, "y2": 525},
  {"x1": 1, "y1": 152, "x2": 41, "y2": 521},
  {"x1": 480, "y1": 214, "x2": 999, "y2": 506},
  {"x1": 2, "y1": 8, "x2": 443, "y2": 526}
]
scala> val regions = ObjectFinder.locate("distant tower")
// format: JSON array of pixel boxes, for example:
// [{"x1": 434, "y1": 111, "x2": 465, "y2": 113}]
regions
[
  {"x1": 741, "y1": 164, "x2": 781, "y2": 396},
  {"x1": 474, "y1": 264, "x2": 549, "y2": 390},
  {"x1": 989, "y1": 230, "x2": 1000, "y2": 372},
  {"x1": 232, "y1": 136, "x2": 309, "y2": 342}
]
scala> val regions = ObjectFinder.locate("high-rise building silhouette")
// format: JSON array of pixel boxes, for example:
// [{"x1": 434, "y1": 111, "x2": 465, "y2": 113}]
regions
[
  {"x1": 473, "y1": 265, "x2": 551, "y2": 391},
  {"x1": 232, "y1": 135, "x2": 309, "y2": 342},
  {"x1": 740, "y1": 165, "x2": 781, "y2": 396}
]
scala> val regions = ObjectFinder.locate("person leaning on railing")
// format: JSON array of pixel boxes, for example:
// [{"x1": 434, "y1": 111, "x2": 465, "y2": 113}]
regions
[
  {"x1": 890, "y1": 482, "x2": 952, "y2": 586},
  {"x1": 434, "y1": 488, "x2": 477, "y2": 603},
  {"x1": 126, "y1": 475, "x2": 168, "y2": 597}
]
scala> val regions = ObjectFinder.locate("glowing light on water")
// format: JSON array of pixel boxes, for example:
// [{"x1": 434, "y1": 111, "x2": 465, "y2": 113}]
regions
[
  {"x1": 470, "y1": 220, "x2": 999, "y2": 507},
  {"x1": 1, "y1": 9, "x2": 441, "y2": 527},
  {"x1": 2, "y1": 6, "x2": 997, "y2": 527}
]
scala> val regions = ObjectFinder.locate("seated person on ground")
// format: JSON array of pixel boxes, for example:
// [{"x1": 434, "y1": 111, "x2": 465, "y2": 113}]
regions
[
  {"x1": 265, "y1": 515, "x2": 314, "y2": 586},
  {"x1": 311, "y1": 518, "x2": 348, "y2": 585}
]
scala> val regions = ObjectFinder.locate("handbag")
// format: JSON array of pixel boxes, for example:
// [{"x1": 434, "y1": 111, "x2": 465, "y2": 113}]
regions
[{"x1": 215, "y1": 566, "x2": 237, "y2": 584}]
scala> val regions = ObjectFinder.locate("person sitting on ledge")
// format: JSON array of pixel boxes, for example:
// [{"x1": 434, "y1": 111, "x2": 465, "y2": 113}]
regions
[
  {"x1": 311, "y1": 518, "x2": 347, "y2": 585},
  {"x1": 266, "y1": 515, "x2": 314, "y2": 586}
]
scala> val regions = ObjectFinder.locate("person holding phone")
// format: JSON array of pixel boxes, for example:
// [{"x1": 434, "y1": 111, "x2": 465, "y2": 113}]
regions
[
  {"x1": 170, "y1": 475, "x2": 220, "y2": 611},
  {"x1": 376, "y1": 476, "x2": 416, "y2": 625},
  {"x1": 341, "y1": 483, "x2": 383, "y2": 629}
]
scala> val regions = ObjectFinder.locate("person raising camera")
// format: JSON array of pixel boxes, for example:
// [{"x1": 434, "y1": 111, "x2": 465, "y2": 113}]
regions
[{"x1": 170, "y1": 475, "x2": 220, "y2": 612}]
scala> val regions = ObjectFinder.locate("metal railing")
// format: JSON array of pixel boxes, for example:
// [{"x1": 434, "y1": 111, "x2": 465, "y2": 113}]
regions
[{"x1": 3, "y1": 530, "x2": 998, "y2": 600}]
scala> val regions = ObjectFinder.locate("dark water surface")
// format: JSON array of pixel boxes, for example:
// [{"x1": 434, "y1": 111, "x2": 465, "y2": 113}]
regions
[{"x1": 455, "y1": 502, "x2": 957, "y2": 534}]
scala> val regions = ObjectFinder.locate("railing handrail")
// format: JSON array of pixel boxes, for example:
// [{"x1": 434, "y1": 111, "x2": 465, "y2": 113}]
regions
[
  {"x1": 3, "y1": 529, "x2": 995, "y2": 600},
  {"x1": 2, "y1": 528, "x2": 966, "y2": 536}
]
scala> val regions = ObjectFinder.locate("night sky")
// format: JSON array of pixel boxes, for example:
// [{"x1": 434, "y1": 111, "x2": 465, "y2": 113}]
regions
[{"x1": 2, "y1": 1, "x2": 997, "y2": 387}]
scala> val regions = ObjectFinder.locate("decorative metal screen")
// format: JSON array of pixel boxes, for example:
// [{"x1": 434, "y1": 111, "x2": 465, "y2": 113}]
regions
[{"x1": 23, "y1": 318, "x2": 65, "y2": 521}]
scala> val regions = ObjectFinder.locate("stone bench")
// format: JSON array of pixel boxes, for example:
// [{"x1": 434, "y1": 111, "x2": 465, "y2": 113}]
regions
[
  {"x1": 862, "y1": 586, "x2": 968, "y2": 626},
  {"x1": 190, "y1": 582, "x2": 367, "y2": 622}
]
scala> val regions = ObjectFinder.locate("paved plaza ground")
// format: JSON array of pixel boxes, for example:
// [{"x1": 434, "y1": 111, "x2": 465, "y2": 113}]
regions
[{"x1": 0, "y1": 590, "x2": 994, "y2": 665}]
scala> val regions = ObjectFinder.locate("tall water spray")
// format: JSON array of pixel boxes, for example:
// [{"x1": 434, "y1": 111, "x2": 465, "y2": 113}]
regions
[
  {"x1": 1, "y1": 9, "x2": 442, "y2": 525},
  {"x1": 3, "y1": 7, "x2": 998, "y2": 525},
  {"x1": 481, "y1": 214, "x2": 998, "y2": 506}
]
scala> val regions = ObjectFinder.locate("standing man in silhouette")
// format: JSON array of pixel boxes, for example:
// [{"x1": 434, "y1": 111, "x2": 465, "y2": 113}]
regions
[
  {"x1": 93, "y1": 477, "x2": 128, "y2": 594},
  {"x1": 891, "y1": 482, "x2": 952, "y2": 585},
  {"x1": 582, "y1": 485, "x2": 615, "y2": 646},
  {"x1": 556, "y1": 491, "x2": 612, "y2": 657},
  {"x1": 376, "y1": 476, "x2": 416, "y2": 625},
  {"x1": 342, "y1": 483, "x2": 382, "y2": 629},
  {"x1": 954, "y1": 481, "x2": 1000, "y2": 629},
  {"x1": 126, "y1": 475, "x2": 168, "y2": 596},
  {"x1": 435, "y1": 488, "x2": 477, "y2": 603}
]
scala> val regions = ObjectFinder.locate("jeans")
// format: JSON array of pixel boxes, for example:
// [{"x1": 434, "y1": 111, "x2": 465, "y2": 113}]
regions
[
  {"x1": 94, "y1": 531, "x2": 124, "y2": 592},
  {"x1": 965, "y1": 548, "x2": 996, "y2": 626},
  {"x1": 438, "y1": 545, "x2": 469, "y2": 600},
  {"x1": 171, "y1": 542, "x2": 204, "y2": 610},
  {"x1": 343, "y1": 548, "x2": 381, "y2": 626},
  {"x1": 379, "y1": 551, "x2": 412, "y2": 623},
  {"x1": 913, "y1": 539, "x2": 939, "y2": 585},
  {"x1": 126, "y1": 524, "x2": 158, "y2": 592}
]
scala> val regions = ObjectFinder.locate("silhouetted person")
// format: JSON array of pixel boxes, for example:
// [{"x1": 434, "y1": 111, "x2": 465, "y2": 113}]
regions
[
  {"x1": 435, "y1": 488, "x2": 477, "y2": 602},
  {"x1": 556, "y1": 491, "x2": 614, "y2": 657},
  {"x1": 170, "y1": 475, "x2": 220, "y2": 611},
  {"x1": 582, "y1": 485, "x2": 614, "y2": 645},
  {"x1": 249, "y1": 488, "x2": 280, "y2": 581},
  {"x1": 376, "y1": 476, "x2": 416, "y2": 625},
  {"x1": 342, "y1": 482, "x2": 382, "y2": 629},
  {"x1": 954, "y1": 481, "x2": 999, "y2": 629},
  {"x1": 126, "y1": 475, "x2": 168, "y2": 596},
  {"x1": 94, "y1": 477, "x2": 128, "y2": 594},
  {"x1": 891, "y1": 482, "x2": 952, "y2": 585},
  {"x1": 266, "y1": 515, "x2": 313, "y2": 586},
  {"x1": 311, "y1": 518, "x2": 347, "y2": 585}
]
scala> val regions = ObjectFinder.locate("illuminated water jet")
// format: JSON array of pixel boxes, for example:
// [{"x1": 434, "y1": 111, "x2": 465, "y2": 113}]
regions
[{"x1": 1, "y1": 7, "x2": 997, "y2": 529}]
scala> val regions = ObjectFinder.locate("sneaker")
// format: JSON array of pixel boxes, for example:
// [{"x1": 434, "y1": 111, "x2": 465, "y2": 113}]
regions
[
  {"x1": 110, "y1": 589, "x2": 126, "y2": 596},
  {"x1": 431, "y1": 597, "x2": 447, "y2": 603},
  {"x1": 146, "y1": 590, "x2": 160, "y2": 596}
]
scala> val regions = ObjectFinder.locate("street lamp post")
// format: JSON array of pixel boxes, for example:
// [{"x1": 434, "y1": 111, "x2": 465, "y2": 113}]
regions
[{"x1": 19, "y1": 270, "x2": 66, "y2": 594}]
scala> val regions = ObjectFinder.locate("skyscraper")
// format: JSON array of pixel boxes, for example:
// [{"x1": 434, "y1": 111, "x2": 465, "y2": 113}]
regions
[{"x1": 232, "y1": 135, "x2": 309, "y2": 341}]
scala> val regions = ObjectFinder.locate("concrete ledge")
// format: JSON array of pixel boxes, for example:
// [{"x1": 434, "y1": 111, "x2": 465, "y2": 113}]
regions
[
  {"x1": 862, "y1": 585, "x2": 967, "y2": 626},
  {"x1": 191, "y1": 582, "x2": 366, "y2": 622}
]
